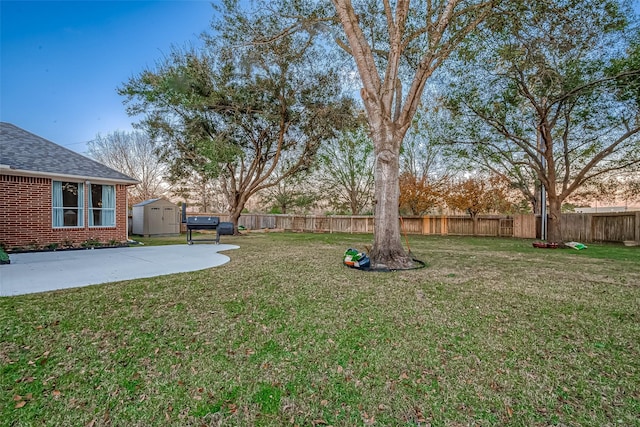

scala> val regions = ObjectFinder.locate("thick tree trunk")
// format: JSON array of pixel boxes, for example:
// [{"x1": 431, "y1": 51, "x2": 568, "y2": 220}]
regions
[
  {"x1": 547, "y1": 197, "x2": 563, "y2": 243},
  {"x1": 229, "y1": 209, "x2": 242, "y2": 235},
  {"x1": 228, "y1": 192, "x2": 246, "y2": 235},
  {"x1": 369, "y1": 139, "x2": 414, "y2": 269}
]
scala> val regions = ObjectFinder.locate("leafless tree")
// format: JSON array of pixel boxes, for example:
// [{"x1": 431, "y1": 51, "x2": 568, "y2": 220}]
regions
[{"x1": 88, "y1": 131, "x2": 167, "y2": 204}]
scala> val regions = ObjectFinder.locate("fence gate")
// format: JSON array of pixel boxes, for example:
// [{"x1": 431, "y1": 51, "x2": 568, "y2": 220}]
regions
[{"x1": 499, "y1": 218, "x2": 514, "y2": 237}]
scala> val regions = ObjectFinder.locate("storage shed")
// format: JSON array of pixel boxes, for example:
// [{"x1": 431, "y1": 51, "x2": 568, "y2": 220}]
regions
[{"x1": 132, "y1": 198, "x2": 181, "y2": 236}]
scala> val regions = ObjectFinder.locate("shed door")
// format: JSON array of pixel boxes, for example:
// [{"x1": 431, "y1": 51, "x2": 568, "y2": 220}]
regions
[
  {"x1": 149, "y1": 207, "x2": 163, "y2": 235},
  {"x1": 164, "y1": 207, "x2": 177, "y2": 232}
]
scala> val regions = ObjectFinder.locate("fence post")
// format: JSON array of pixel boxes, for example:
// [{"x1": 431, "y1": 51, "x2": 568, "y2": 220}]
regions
[
  {"x1": 441, "y1": 215, "x2": 448, "y2": 235},
  {"x1": 422, "y1": 216, "x2": 429, "y2": 235},
  {"x1": 636, "y1": 212, "x2": 640, "y2": 243}
]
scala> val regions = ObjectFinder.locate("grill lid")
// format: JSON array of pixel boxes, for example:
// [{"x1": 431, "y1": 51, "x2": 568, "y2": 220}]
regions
[{"x1": 186, "y1": 216, "x2": 220, "y2": 227}]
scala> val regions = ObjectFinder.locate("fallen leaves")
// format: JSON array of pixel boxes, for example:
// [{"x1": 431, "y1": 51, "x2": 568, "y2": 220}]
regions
[
  {"x1": 13, "y1": 393, "x2": 33, "y2": 408},
  {"x1": 506, "y1": 405, "x2": 514, "y2": 418},
  {"x1": 15, "y1": 376, "x2": 35, "y2": 384},
  {"x1": 362, "y1": 411, "x2": 376, "y2": 425},
  {"x1": 414, "y1": 407, "x2": 427, "y2": 423}
]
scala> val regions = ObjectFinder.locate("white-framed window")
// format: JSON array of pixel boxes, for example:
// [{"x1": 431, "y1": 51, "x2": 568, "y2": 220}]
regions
[
  {"x1": 89, "y1": 183, "x2": 116, "y2": 227},
  {"x1": 52, "y1": 181, "x2": 84, "y2": 227}
]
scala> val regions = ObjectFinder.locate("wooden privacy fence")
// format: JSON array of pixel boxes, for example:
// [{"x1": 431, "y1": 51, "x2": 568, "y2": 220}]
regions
[
  {"x1": 180, "y1": 211, "x2": 640, "y2": 243},
  {"x1": 182, "y1": 213, "x2": 537, "y2": 239},
  {"x1": 562, "y1": 212, "x2": 640, "y2": 243}
]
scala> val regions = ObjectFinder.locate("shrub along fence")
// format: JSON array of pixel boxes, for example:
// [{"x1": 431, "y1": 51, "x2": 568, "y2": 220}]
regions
[{"x1": 179, "y1": 211, "x2": 639, "y2": 243}]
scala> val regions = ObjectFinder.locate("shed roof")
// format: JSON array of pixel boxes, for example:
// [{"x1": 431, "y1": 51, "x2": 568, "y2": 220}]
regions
[
  {"x1": 133, "y1": 198, "x2": 162, "y2": 207},
  {"x1": 0, "y1": 122, "x2": 138, "y2": 184}
]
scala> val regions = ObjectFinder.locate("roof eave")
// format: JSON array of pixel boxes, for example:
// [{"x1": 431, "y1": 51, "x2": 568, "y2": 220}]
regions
[{"x1": 0, "y1": 166, "x2": 140, "y2": 186}]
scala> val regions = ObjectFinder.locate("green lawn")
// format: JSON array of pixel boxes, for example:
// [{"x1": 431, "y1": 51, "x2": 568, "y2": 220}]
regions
[{"x1": 1, "y1": 233, "x2": 639, "y2": 426}]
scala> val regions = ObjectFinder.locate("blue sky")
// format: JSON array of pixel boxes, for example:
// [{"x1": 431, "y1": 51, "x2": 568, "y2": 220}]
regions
[{"x1": 1, "y1": 1, "x2": 215, "y2": 153}]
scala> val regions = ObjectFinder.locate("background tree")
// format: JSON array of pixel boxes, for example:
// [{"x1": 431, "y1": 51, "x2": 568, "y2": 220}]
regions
[
  {"x1": 318, "y1": 127, "x2": 375, "y2": 215},
  {"x1": 260, "y1": 163, "x2": 318, "y2": 214},
  {"x1": 566, "y1": 172, "x2": 640, "y2": 209},
  {"x1": 87, "y1": 130, "x2": 167, "y2": 205},
  {"x1": 399, "y1": 172, "x2": 444, "y2": 215},
  {"x1": 171, "y1": 173, "x2": 225, "y2": 213},
  {"x1": 399, "y1": 107, "x2": 449, "y2": 215},
  {"x1": 443, "y1": 0, "x2": 640, "y2": 242},
  {"x1": 329, "y1": 0, "x2": 496, "y2": 268},
  {"x1": 261, "y1": 181, "x2": 317, "y2": 214},
  {"x1": 401, "y1": 107, "x2": 449, "y2": 179},
  {"x1": 120, "y1": 3, "x2": 357, "y2": 229},
  {"x1": 445, "y1": 174, "x2": 514, "y2": 235}
]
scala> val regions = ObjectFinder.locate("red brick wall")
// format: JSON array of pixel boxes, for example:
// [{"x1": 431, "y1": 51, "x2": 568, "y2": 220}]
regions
[{"x1": 0, "y1": 174, "x2": 129, "y2": 249}]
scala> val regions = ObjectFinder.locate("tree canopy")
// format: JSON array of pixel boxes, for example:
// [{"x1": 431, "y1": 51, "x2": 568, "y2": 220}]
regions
[
  {"x1": 442, "y1": 0, "x2": 640, "y2": 242},
  {"x1": 119, "y1": 1, "x2": 358, "y2": 226}
]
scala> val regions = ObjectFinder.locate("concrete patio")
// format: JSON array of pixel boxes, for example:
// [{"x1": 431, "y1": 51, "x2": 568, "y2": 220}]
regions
[{"x1": 0, "y1": 244, "x2": 239, "y2": 296}]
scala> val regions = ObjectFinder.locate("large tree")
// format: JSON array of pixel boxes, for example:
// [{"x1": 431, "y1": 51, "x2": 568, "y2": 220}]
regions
[
  {"x1": 177, "y1": 0, "x2": 494, "y2": 266},
  {"x1": 119, "y1": 3, "x2": 357, "y2": 228},
  {"x1": 443, "y1": 0, "x2": 640, "y2": 242},
  {"x1": 87, "y1": 131, "x2": 167, "y2": 205},
  {"x1": 330, "y1": 0, "x2": 496, "y2": 268}
]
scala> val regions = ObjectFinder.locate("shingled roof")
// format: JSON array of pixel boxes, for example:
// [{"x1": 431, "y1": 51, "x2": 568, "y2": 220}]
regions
[{"x1": 0, "y1": 122, "x2": 138, "y2": 184}]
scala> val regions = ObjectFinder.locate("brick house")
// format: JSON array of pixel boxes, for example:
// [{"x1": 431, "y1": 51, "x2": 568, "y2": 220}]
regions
[{"x1": 0, "y1": 122, "x2": 138, "y2": 249}]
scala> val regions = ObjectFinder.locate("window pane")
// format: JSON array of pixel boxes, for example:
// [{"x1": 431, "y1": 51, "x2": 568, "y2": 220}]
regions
[
  {"x1": 91, "y1": 184, "x2": 103, "y2": 208},
  {"x1": 64, "y1": 209, "x2": 78, "y2": 226},
  {"x1": 62, "y1": 183, "x2": 79, "y2": 207},
  {"x1": 92, "y1": 209, "x2": 102, "y2": 226}
]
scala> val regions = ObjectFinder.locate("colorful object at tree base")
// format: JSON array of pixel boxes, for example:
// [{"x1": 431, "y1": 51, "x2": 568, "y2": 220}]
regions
[{"x1": 343, "y1": 248, "x2": 370, "y2": 269}]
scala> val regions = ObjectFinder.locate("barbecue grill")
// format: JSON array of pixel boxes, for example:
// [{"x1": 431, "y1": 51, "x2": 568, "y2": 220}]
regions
[{"x1": 186, "y1": 216, "x2": 235, "y2": 244}]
